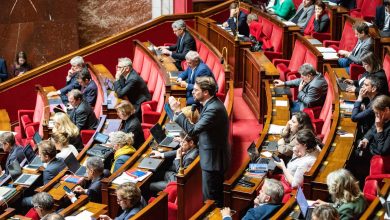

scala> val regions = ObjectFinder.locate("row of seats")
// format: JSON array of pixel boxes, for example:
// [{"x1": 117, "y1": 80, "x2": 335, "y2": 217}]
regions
[{"x1": 350, "y1": 0, "x2": 381, "y2": 22}]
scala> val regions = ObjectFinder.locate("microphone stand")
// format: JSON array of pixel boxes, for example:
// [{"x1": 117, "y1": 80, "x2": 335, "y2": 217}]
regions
[{"x1": 234, "y1": 0, "x2": 240, "y2": 41}]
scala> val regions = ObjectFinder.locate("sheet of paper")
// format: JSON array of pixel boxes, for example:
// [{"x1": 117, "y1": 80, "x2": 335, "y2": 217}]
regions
[
  {"x1": 113, "y1": 173, "x2": 137, "y2": 185},
  {"x1": 282, "y1": 21, "x2": 296, "y2": 26},
  {"x1": 322, "y1": 53, "x2": 339, "y2": 60},
  {"x1": 261, "y1": 151, "x2": 272, "y2": 158},
  {"x1": 316, "y1": 47, "x2": 336, "y2": 53},
  {"x1": 275, "y1": 100, "x2": 288, "y2": 107},
  {"x1": 340, "y1": 133, "x2": 354, "y2": 137},
  {"x1": 268, "y1": 124, "x2": 285, "y2": 135}
]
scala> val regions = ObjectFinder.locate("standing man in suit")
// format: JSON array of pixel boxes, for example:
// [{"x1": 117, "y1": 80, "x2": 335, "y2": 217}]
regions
[
  {"x1": 158, "y1": 19, "x2": 196, "y2": 71},
  {"x1": 375, "y1": 0, "x2": 390, "y2": 37},
  {"x1": 0, "y1": 132, "x2": 24, "y2": 177},
  {"x1": 77, "y1": 68, "x2": 97, "y2": 106},
  {"x1": 67, "y1": 89, "x2": 99, "y2": 130},
  {"x1": 274, "y1": 63, "x2": 328, "y2": 112},
  {"x1": 114, "y1": 57, "x2": 151, "y2": 121},
  {"x1": 47, "y1": 56, "x2": 84, "y2": 104},
  {"x1": 289, "y1": 0, "x2": 315, "y2": 28},
  {"x1": 66, "y1": 157, "x2": 104, "y2": 203},
  {"x1": 38, "y1": 140, "x2": 67, "y2": 185},
  {"x1": 177, "y1": 51, "x2": 214, "y2": 105},
  {"x1": 221, "y1": 179, "x2": 284, "y2": 220},
  {"x1": 338, "y1": 22, "x2": 373, "y2": 73},
  {"x1": 0, "y1": 58, "x2": 8, "y2": 82},
  {"x1": 222, "y1": 2, "x2": 250, "y2": 37},
  {"x1": 169, "y1": 76, "x2": 230, "y2": 207}
]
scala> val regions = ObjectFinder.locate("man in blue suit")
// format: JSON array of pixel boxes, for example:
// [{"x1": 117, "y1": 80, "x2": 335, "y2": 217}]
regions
[
  {"x1": 177, "y1": 51, "x2": 214, "y2": 105},
  {"x1": 38, "y1": 140, "x2": 67, "y2": 185},
  {"x1": 0, "y1": 132, "x2": 24, "y2": 177},
  {"x1": 0, "y1": 58, "x2": 8, "y2": 82},
  {"x1": 221, "y1": 178, "x2": 284, "y2": 220},
  {"x1": 222, "y1": 2, "x2": 250, "y2": 37},
  {"x1": 77, "y1": 68, "x2": 97, "y2": 106}
]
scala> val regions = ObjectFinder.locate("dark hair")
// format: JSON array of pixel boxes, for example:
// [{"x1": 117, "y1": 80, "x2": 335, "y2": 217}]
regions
[
  {"x1": 372, "y1": 95, "x2": 390, "y2": 111},
  {"x1": 353, "y1": 22, "x2": 369, "y2": 35},
  {"x1": 195, "y1": 76, "x2": 217, "y2": 96},
  {"x1": 366, "y1": 75, "x2": 386, "y2": 95},
  {"x1": 315, "y1": 0, "x2": 326, "y2": 10},
  {"x1": 38, "y1": 140, "x2": 57, "y2": 159},
  {"x1": 77, "y1": 68, "x2": 92, "y2": 81},
  {"x1": 296, "y1": 129, "x2": 321, "y2": 151},
  {"x1": 385, "y1": 0, "x2": 390, "y2": 6},
  {"x1": 361, "y1": 52, "x2": 382, "y2": 73},
  {"x1": 68, "y1": 89, "x2": 83, "y2": 101},
  {"x1": 15, "y1": 51, "x2": 28, "y2": 65},
  {"x1": 312, "y1": 204, "x2": 339, "y2": 220},
  {"x1": 180, "y1": 131, "x2": 198, "y2": 145},
  {"x1": 294, "y1": 112, "x2": 314, "y2": 131}
]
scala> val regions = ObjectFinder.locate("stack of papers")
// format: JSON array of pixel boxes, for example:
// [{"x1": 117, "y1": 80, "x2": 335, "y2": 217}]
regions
[
  {"x1": 307, "y1": 39, "x2": 322, "y2": 45},
  {"x1": 316, "y1": 47, "x2": 336, "y2": 53},
  {"x1": 112, "y1": 169, "x2": 152, "y2": 185},
  {"x1": 322, "y1": 53, "x2": 339, "y2": 60},
  {"x1": 282, "y1": 21, "x2": 296, "y2": 26}
]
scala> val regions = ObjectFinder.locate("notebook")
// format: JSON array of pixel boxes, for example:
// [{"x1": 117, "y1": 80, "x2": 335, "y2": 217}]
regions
[
  {"x1": 150, "y1": 123, "x2": 180, "y2": 148},
  {"x1": 94, "y1": 132, "x2": 109, "y2": 144},
  {"x1": 137, "y1": 157, "x2": 163, "y2": 172},
  {"x1": 296, "y1": 187, "x2": 316, "y2": 220}
]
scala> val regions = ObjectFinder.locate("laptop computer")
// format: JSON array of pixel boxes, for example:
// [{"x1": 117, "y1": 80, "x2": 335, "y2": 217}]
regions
[
  {"x1": 150, "y1": 123, "x2": 180, "y2": 148},
  {"x1": 23, "y1": 144, "x2": 43, "y2": 169},
  {"x1": 296, "y1": 187, "x2": 316, "y2": 220},
  {"x1": 94, "y1": 132, "x2": 109, "y2": 144},
  {"x1": 147, "y1": 43, "x2": 162, "y2": 56},
  {"x1": 33, "y1": 132, "x2": 42, "y2": 145},
  {"x1": 63, "y1": 153, "x2": 87, "y2": 177},
  {"x1": 336, "y1": 78, "x2": 348, "y2": 91},
  {"x1": 137, "y1": 157, "x2": 163, "y2": 172},
  {"x1": 247, "y1": 142, "x2": 259, "y2": 163},
  {"x1": 164, "y1": 103, "x2": 175, "y2": 121},
  {"x1": 8, "y1": 161, "x2": 40, "y2": 186}
]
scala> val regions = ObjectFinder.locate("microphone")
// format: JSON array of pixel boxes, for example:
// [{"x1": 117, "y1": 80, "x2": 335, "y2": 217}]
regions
[{"x1": 191, "y1": 104, "x2": 197, "y2": 123}]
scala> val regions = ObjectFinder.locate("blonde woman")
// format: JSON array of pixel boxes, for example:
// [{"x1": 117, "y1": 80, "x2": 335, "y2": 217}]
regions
[
  {"x1": 181, "y1": 106, "x2": 200, "y2": 124},
  {"x1": 108, "y1": 131, "x2": 136, "y2": 173},
  {"x1": 52, "y1": 112, "x2": 83, "y2": 150},
  {"x1": 314, "y1": 169, "x2": 366, "y2": 220},
  {"x1": 51, "y1": 132, "x2": 78, "y2": 159}
]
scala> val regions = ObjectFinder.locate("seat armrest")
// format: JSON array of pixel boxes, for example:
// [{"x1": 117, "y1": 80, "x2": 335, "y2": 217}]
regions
[
  {"x1": 323, "y1": 40, "x2": 339, "y2": 48},
  {"x1": 264, "y1": 51, "x2": 283, "y2": 63},
  {"x1": 272, "y1": 59, "x2": 290, "y2": 66},
  {"x1": 312, "y1": 32, "x2": 331, "y2": 42}
]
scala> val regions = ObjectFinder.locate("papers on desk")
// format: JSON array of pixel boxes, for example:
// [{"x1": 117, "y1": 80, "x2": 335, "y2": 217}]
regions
[
  {"x1": 282, "y1": 21, "x2": 296, "y2": 26},
  {"x1": 364, "y1": 22, "x2": 373, "y2": 27},
  {"x1": 65, "y1": 210, "x2": 94, "y2": 220},
  {"x1": 275, "y1": 100, "x2": 288, "y2": 107},
  {"x1": 322, "y1": 53, "x2": 339, "y2": 60},
  {"x1": 316, "y1": 47, "x2": 336, "y2": 53},
  {"x1": 340, "y1": 101, "x2": 354, "y2": 115},
  {"x1": 268, "y1": 124, "x2": 285, "y2": 134},
  {"x1": 0, "y1": 187, "x2": 16, "y2": 200},
  {"x1": 112, "y1": 169, "x2": 152, "y2": 185},
  {"x1": 307, "y1": 38, "x2": 322, "y2": 45}
]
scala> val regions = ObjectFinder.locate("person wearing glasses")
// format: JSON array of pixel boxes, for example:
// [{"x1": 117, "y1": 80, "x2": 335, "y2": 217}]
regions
[
  {"x1": 113, "y1": 57, "x2": 151, "y2": 121},
  {"x1": 99, "y1": 182, "x2": 146, "y2": 220},
  {"x1": 221, "y1": 178, "x2": 284, "y2": 220},
  {"x1": 149, "y1": 132, "x2": 199, "y2": 193},
  {"x1": 157, "y1": 19, "x2": 196, "y2": 70},
  {"x1": 31, "y1": 192, "x2": 55, "y2": 220}
]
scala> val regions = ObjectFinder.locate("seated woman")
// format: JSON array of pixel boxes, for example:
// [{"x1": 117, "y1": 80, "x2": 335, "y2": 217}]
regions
[
  {"x1": 52, "y1": 112, "x2": 83, "y2": 151},
  {"x1": 115, "y1": 100, "x2": 145, "y2": 149},
  {"x1": 278, "y1": 112, "x2": 314, "y2": 157},
  {"x1": 108, "y1": 131, "x2": 136, "y2": 173},
  {"x1": 303, "y1": 1, "x2": 329, "y2": 36},
  {"x1": 51, "y1": 132, "x2": 78, "y2": 159},
  {"x1": 149, "y1": 132, "x2": 199, "y2": 193},
  {"x1": 247, "y1": 13, "x2": 261, "y2": 41},
  {"x1": 269, "y1": 0, "x2": 296, "y2": 20},
  {"x1": 344, "y1": 52, "x2": 389, "y2": 94},
  {"x1": 99, "y1": 182, "x2": 146, "y2": 220},
  {"x1": 273, "y1": 129, "x2": 321, "y2": 191},
  {"x1": 11, "y1": 51, "x2": 32, "y2": 77},
  {"x1": 314, "y1": 168, "x2": 366, "y2": 219}
]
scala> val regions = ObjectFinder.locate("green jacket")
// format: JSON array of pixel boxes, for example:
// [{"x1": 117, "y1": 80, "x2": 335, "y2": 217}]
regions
[
  {"x1": 336, "y1": 195, "x2": 366, "y2": 220},
  {"x1": 272, "y1": 0, "x2": 296, "y2": 20}
]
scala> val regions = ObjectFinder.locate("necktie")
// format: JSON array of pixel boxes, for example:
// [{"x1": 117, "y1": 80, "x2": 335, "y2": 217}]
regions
[{"x1": 190, "y1": 68, "x2": 195, "y2": 82}]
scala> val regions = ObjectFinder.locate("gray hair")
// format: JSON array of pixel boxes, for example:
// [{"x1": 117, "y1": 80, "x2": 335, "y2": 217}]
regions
[
  {"x1": 68, "y1": 89, "x2": 83, "y2": 101},
  {"x1": 298, "y1": 63, "x2": 317, "y2": 76},
  {"x1": 312, "y1": 204, "x2": 339, "y2": 220},
  {"x1": 172, "y1": 19, "x2": 186, "y2": 30},
  {"x1": 185, "y1": 51, "x2": 200, "y2": 62},
  {"x1": 32, "y1": 192, "x2": 54, "y2": 211},
  {"x1": 42, "y1": 213, "x2": 65, "y2": 220},
  {"x1": 70, "y1": 56, "x2": 84, "y2": 66},
  {"x1": 118, "y1": 57, "x2": 133, "y2": 68},
  {"x1": 247, "y1": 13, "x2": 258, "y2": 23},
  {"x1": 263, "y1": 178, "x2": 284, "y2": 204},
  {"x1": 86, "y1": 157, "x2": 104, "y2": 174},
  {"x1": 109, "y1": 131, "x2": 134, "y2": 147}
]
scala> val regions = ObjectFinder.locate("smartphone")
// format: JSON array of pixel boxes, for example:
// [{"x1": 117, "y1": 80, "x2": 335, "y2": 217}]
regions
[{"x1": 63, "y1": 185, "x2": 72, "y2": 194}]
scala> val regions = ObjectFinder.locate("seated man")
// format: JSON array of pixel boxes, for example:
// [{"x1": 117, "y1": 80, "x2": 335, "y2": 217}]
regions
[
  {"x1": 338, "y1": 22, "x2": 373, "y2": 73},
  {"x1": 32, "y1": 192, "x2": 55, "y2": 220},
  {"x1": 67, "y1": 89, "x2": 99, "y2": 130},
  {"x1": 114, "y1": 57, "x2": 151, "y2": 121},
  {"x1": 222, "y1": 2, "x2": 250, "y2": 37},
  {"x1": 274, "y1": 63, "x2": 328, "y2": 112},
  {"x1": 77, "y1": 68, "x2": 97, "y2": 106},
  {"x1": 0, "y1": 132, "x2": 24, "y2": 178},
  {"x1": 375, "y1": 0, "x2": 390, "y2": 37},
  {"x1": 66, "y1": 157, "x2": 104, "y2": 203},
  {"x1": 359, "y1": 95, "x2": 390, "y2": 156},
  {"x1": 149, "y1": 132, "x2": 199, "y2": 193},
  {"x1": 99, "y1": 182, "x2": 146, "y2": 220},
  {"x1": 47, "y1": 56, "x2": 84, "y2": 104},
  {"x1": 221, "y1": 178, "x2": 284, "y2": 219},
  {"x1": 289, "y1": 0, "x2": 315, "y2": 28},
  {"x1": 158, "y1": 19, "x2": 196, "y2": 70},
  {"x1": 177, "y1": 51, "x2": 214, "y2": 105},
  {"x1": 39, "y1": 140, "x2": 67, "y2": 185}
]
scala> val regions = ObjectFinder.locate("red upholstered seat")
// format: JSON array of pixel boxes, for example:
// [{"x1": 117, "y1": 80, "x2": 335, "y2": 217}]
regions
[
  {"x1": 382, "y1": 53, "x2": 390, "y2": 93},
  {"x1": 132, "y1": 47, "x2": 145, "y2": 80},
  {"x1": 148, "y1": 182, "x2": 178, "y2": 220},
  {"x1": 363, "y1": 155, "x2": 390, "y2": 202},
  {"x1": 81, "y1": 130, "x2": 95, "y2": 146},
  {"x1": 16, "y1": 91, "x2": 45, "y2": 138},
  {"x1": 249, "y1": 20, "x2": 262, "y2": 41},
  {"x1": 350, "y1": 63, "x2": 365, "y2": 81},
  {"x1": 141, "y1": 72, "x2": 165, "y2": 125},
  {"x1": 349, "y1": 0, "x2": 381, "y2": 21},
  {"x1": 89, "y1": 68, "x2": 103, "y2": 118},
  {"x1": 323, "y1": 20, "x2": 357, "y2": 52},
  {"x1": 274, "y1": 40, "x2": 307, "y2": 81},
  {"x1": 262, "y1": 24, "x2": 283, "y2": 61},
  {"x1": 286, "y1": 74, "x2": 298, "y2": 101}
]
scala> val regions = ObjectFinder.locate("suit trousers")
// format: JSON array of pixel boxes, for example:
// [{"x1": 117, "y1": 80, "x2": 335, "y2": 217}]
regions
[
  {"x1": 338, "y1": 57, "x2": 352, "y2": 74},
  {"x1": 202, "y1": 170, "x2": 224, "y2": 207}
]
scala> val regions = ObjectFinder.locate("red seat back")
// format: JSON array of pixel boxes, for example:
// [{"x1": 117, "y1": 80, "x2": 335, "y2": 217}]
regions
[
  {"x1": 132, "y1": 46, "x2": 145, "y2": 77},
  {"x1": 339, "y1": 21, "x2": 358, "y2": 52},
  {"x1": 288, "y1": 40, "x2": 307, "y2": 72},
  {"x1": 320, "y1": 72, "x2": 333, "y2": 141},
  {"x1": 270, "y1": 25, "x2": 283, "y2": 53},
  {"x1": 383, "y1": 54, "x2": 390, "y2": 93}
]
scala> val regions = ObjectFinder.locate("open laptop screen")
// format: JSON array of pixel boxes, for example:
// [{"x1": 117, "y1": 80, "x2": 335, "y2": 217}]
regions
[
  {"x1": 94, "y1": 133, "x2": 109, "y2": 144},
  {"x1": 246, "y1": 142, "x2": 258, "y2": 163},
  {"x1": 149, "y1": 123, "x2": 166, "y2": 144},
  {"x1": 64, "y1": 153, "x2": 81, "y2": 173},
  {"x1": 33, "y1": 132, "x2": 42, "y2": 145},
  {"x1": 296, "y1": 187, "x2": 310, "y2": 218},
  {"x1": 23, "y1": 144, "x2": 36, "y2": 163},
  {"x1": 164, "y1": 103, "x2": 174, "y2": 121}
]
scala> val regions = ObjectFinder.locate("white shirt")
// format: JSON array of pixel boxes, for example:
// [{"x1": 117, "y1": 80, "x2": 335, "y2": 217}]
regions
[{"x1": 56, "y1": 145, "x2": 79, "y2": 159}]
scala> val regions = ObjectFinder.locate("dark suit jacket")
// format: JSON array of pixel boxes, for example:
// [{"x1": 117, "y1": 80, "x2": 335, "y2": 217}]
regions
[
  {"x1": 86, "y1": 176, "x2": 103, "y2": 203},
  {"x1": 376, "y1": 5, "x2": 387, "y2": 31},
  {"x1": 223, "y1": 203, "x2": 281, "y2": 220},
  {"x1": 365, "y1": 120, "x2": 390, "y2": 156},
  {"x1": 168, "y1": 31, "x2": 196, "y2": 62},
  {"x1": 163, "y1": 148, "x2": 199, "y2": 182},
  {"x1": 314, "y1": 13, "x2": 330, "y2": 33},
  {"x1": 59, "y1": 68, "x2": 83, "y2": 94},
  {"x1": 122, "y1": 115, "x2": 145, "y2": 149},
  {"x1": 0, "y1": 59, "x2": 8, "y2": 82},
  {"x1": 227, "y1": 11, "x2": 250, "y2": 37},
  {"x1": 114, "y1": 69, "x2": 151, "y2": 111},
  {"x1": 175, "y1": 96, "x2": 230, "y2": 172},
  {"x1": 115, "y1": 197, "x2": 147, "y2": 220},
  {"x1": 5, "y1": 145, "x2": 25, "y2": 175},
  {"x1": 82, "y1": 80, "x2": 98, "y2": 106},
  {"x1": 178, "y1": 62, "x2": 214, "y2": 104},
  {"x1": 353, "y1": 70, "x2": 389, "y2": 95},
  {"x1": 43, "y1": 158, "x2": 66, "y2": 185},
  {"x1": 68, "y1": 100, "x2": 99, "y2": 130}
]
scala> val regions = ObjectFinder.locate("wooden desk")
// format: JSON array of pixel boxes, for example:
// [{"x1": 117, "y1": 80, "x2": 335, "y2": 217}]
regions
[
  {"x1": 59, "y1": 195, "x2": 107, "y2": 218},
  {"x1": 0, "y1": 109, "x2": 11, "y2": 131},
  {"x1": 0, "y1": 208, "x2": 15, "y2": 220},
  {"x1": 360, "y1": 178, "x2": 390, "y2": 219}
]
